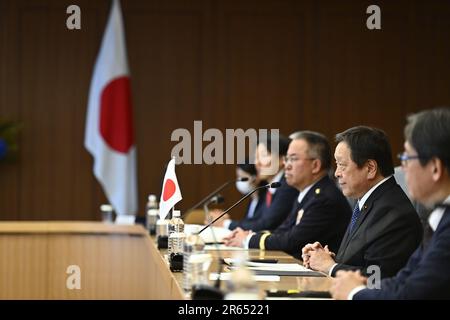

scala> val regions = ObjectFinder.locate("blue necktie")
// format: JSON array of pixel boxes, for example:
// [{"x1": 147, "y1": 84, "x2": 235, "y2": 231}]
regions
[{"x1": 349, "y1": 202, "x2": 361, "y2": 232}]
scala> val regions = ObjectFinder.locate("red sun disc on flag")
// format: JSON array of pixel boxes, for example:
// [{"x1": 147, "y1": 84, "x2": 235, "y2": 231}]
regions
[
  {"x1": 99, "y1": 76, "x2": 134, "y2": 153},
  {"x1": 163, "y1": 179, "x2": 176, "y2": 201}
]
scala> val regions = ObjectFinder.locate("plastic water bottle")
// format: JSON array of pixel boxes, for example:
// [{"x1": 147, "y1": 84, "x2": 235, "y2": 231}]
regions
[
  {"x1": 168, "y1": 210, "x2": 184, "y2": 255},
  {"x1": 156, "y1": 219, "x2": 169, "y2": 249},
  {"x1": 183, "y1": 234, "x2": 205, "y2": 291},
  {"x1": 186, "y1": 253, "x2": 212, "y2": 292},
  {"x1": 169, "y1": 231, "x2": 185, "y2": 254},
  {"x1": 146, "y1": 194, "x2": 159, "y2": 235},
  {"x1": 169, "y1": 230, "x2": 186, "y2": 272}
]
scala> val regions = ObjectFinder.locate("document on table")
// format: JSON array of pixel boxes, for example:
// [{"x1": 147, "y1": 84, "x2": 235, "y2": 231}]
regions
[
  {"x1": 209, "y1": 272, "x2": 280, "y2": 282},
  {"x1": 184, "y1": 224, "x2": 232, "y2": 243},
  {"x1": 224, "y1": 258, "x2": 325, "y2": 277},
  {"x1": 204, "y1": 244, "x2": 248, "y2": 251}
]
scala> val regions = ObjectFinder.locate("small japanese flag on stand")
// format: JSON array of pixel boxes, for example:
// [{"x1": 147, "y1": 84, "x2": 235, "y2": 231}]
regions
[{"x1": 159, "y1": 157, "x2": 182, "y2": 220}]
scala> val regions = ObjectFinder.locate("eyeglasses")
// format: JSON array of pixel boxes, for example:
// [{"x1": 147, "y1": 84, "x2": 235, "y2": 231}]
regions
[
  {"x1": 282, "y1": 155, "x2": 315, "y2": 164},
  {"x1": 397, "y1": 152, "x2": 424, "y2": 166}
]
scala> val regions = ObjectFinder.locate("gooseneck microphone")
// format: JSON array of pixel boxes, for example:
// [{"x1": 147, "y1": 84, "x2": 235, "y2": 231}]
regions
[
  {"x1": 191, "y1": 181, "x2": 281, "y2": 299},
  {"x1": 197, "y1": 181, "x2": 281, "y2": 235},
  {"x1": 182, "y1": 177, "x2": 249, "y2": 219},
  {"x1": 205, "y1": 194, "x2": 225, "y2": 207}
]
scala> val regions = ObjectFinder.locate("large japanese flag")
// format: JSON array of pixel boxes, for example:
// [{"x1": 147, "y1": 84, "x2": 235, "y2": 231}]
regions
[
  {"x1": 159, "y1": 158, "x2": 182, "y2": 220},
  {"x1": 85, "y1": 0, "x2": 137, "y2": 216}
]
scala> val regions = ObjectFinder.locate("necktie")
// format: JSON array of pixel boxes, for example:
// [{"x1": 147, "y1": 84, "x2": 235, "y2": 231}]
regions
[
  {"x1": 266, "y1": 191, "x2": 272, "y2": 207},
  {"x1": 349, "y1": 202, "x2": 361, "y2": 232},
  {"x1": 422, "y1": 222, "x2": 434, "y2": 250}
]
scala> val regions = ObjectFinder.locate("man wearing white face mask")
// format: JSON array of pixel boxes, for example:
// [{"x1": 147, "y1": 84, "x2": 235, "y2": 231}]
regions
[{"x1": 207, "y1": 134, "x2": 298, "y2": 232}]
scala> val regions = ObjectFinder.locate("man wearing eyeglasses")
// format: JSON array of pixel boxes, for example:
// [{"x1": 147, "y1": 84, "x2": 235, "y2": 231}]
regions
[
  {"x1": 302, "y1": 126, "x2": 423, "y2": 280},
  {"x1": 224, "y1": 131, "x2": 352, "y2": 259},
  {"x1": 207, "y1": 134, "x2": 299, "y2": 232},
  {"x1": 330, "y1": 107, "x2": 450, "y2": 299}
]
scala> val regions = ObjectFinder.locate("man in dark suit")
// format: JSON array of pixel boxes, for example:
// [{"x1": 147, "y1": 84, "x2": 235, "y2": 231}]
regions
[
  {"x1": 208, "y1": 134, "x2": 299, "y2": 232},
  {"x1": 302, "y1": 126, "x2": 423, "y2": 279},
  {"x1": 224, "y1": 131, "x2": 352, "y2": 259},
  {"x1": 330, "y1": 107, "x2": 450, "y2": 299}
]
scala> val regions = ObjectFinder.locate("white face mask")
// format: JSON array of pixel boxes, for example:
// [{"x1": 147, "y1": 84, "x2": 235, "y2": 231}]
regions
[{"x1": 236, "y1": 180, "x2": 253, "y2": 195}]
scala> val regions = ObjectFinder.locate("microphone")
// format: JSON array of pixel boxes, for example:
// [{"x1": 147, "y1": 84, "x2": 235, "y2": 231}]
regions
[
  {"x1": 206, "y1": 194, "x2": 225, "y2": 206},
  {"x1": 182, "y1": 177, "x2": 249, "y2": 218},
  {"x1": 197, "y1": 181, "x2": 281, "y2": 235},
  {"x1": 191, "y1": 181, "x2": 281, "y2": 300}
]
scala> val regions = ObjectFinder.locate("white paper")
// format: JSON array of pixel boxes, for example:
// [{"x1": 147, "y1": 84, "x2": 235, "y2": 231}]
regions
[
  {"x1": 184, "y1": 224, "x2": 232, "y2": 243},
  {"x1": 223, "y1": 258, "x2": 324, "y2": 276},
  {"x1": 209, "y1": 272, "x2": 280, "y2": 282},
  {"x1": 204, "y1": 244, "x2": 248, "y2": 251}
]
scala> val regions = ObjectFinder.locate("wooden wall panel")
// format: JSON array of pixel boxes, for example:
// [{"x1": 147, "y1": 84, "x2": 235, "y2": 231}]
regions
[
  {"x1": 1, "y1": 0, "x2": 450, "y2": 221},
  {"x1": 0, "y1": 0, "x2": 21, "y2": 219},
  {"x1": 16, "y1": 1, "x2": 104, "y2": 220},
  {"x1": 125, "y1": 2, "x2": 205, "y2": 216}
]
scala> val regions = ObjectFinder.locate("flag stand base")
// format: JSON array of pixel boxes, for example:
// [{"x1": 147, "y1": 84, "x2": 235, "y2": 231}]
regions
[{"x1": 169, "y1": 253, "x2": 183, "y2": 272}]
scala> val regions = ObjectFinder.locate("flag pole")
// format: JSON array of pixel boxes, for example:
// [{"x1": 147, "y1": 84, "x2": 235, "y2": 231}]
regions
[{"x1": 171, "y1": 156, "x2": 176, "y2": 219}]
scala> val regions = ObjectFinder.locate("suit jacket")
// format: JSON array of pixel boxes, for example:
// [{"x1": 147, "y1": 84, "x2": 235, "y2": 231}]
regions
[
  {"x1": 228, "y1": 188, "x2": 267, "y2": 230},
  {"x1": 355, "y1": 206, "x2": 450, "y2": 299},
  {"x1": 249, "y1": 175, "x2": 352, "y2": 259},
  {"x1": 332, "y1": 176, "x2": 423, "y2": 278},
  {"x1": 229, "y1": 175, "x2": 299, "y2": 232}
]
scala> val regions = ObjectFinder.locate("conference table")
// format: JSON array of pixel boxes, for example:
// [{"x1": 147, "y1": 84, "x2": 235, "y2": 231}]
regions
[
  {"x1": 154, "y1": 240, "x2": 333, "y2": 300},
  {"x1": 0, "y1": 221, "x2": 332, "y2": 299}
]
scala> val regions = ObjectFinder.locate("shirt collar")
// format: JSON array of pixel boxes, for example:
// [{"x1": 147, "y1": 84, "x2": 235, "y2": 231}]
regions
[
  {"x1": 429, "y1": 195, "x2": 450, "y2": 231},
  {"x1": 268, "y1": 170, "x2": 284, "y2": 194},
  {"x1": 297, "y1": 177, "x2": 324, "y2": 204},
  {"x1": 358, "y1": 176, "x2": 391, "y2": 210}
]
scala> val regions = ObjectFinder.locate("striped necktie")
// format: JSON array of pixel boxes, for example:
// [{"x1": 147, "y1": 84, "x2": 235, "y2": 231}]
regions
[{"x1": 349, "y1": 202, "x2": 361, "y2": 232}]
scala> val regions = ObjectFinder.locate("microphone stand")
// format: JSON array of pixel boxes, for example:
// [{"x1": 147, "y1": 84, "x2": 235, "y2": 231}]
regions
[
  {"x1": 191, "y1": 182, "x2": 281, "y2": 300},
  {"x1": 198, "y1": 182, "x2": 280, "y2": 235},
  {"x1": 190, "y1": 201, "x2": 225, "y2": 299},
  {"x1": 182, "y1": 178, "x2": 248, "y2": 219},
  {"x1": 203, "y1": 202, "x2": 224, "y2": 290}
]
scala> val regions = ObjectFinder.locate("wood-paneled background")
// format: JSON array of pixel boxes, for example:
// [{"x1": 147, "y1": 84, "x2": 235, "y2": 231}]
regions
[{"x1": 1, "y1": 0, "x2": 450, "y2": 220}]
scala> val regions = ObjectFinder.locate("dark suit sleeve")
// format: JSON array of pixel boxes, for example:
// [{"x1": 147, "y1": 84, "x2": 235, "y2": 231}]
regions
[
  {"x1": 233, "y1": 183, "x2": 298, "y2": 232},
  {"x1": 355, "y1": 223, "x2": 450, "y2": 299},
  {"x1": 353, "y1": 247, "x2": 422, "y2": 299},
  {"x1": 228, "y1": 219, "x2": 240, "y2": 230},
  {"x1": 249, "y1": 197, "x2": 338, "y2": 259},
  {"x1": 228, "y1": 203, "x2": 255, "y2": 230}
]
